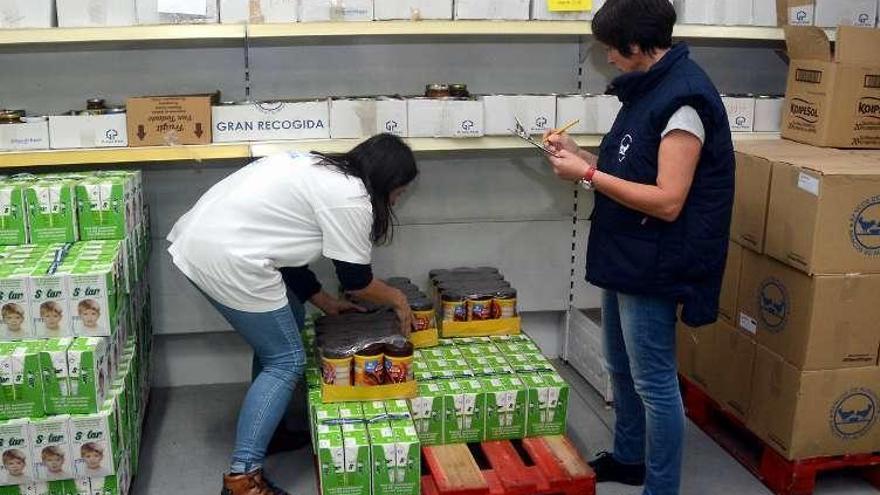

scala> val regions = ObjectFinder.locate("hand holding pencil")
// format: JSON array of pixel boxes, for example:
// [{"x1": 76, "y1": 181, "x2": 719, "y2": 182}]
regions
[{"x1": 543, "y1": 120, "x2": 580, "y2": 156}]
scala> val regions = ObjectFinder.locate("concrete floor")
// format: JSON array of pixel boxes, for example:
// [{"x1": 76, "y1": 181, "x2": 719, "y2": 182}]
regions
[{"x1": 131, "y1": 363, "x2": 879, "y2": 495}]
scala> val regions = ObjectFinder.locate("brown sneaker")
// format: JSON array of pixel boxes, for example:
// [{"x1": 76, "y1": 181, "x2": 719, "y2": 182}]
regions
[{"x1": 221, "y1": 470, "x2": 290, "y2": 495}]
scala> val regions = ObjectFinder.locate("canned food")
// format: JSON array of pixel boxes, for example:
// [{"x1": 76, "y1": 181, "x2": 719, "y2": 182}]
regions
[
  {"x1": 86, "y1": 98, "x2": 106, "y2": 110},
  {"x1": 22, "y1": 116, "x2": 48, "y2": 124},
  {"x1": 354, "y1": 343, "x2": 385, "y2": 386},
  {"x1": 104, "y1": 107, "x2": 126, "y2": 115},
  {"x1": 448, "y1": 84, "x2": 469, "y2": 98},
  {"x1": 425, "y1": 84, "x2": 451, "y2": 98},
  {"x1": 384, "y1": 341, "x2": 414, "y2": 383},
  {"x1": 410, "y1": 297, "x2": 436, "y2": 331},
  {"x1": 441, "y1": 290, "x2": 468, "y2": 322},
  {"x1": 0, "y1": 110, "x2": 24, "y2": 124},
  {"x1": 492, "y1": 287, "x2": 518, "y2": 319},
  {"x1": 321, "y1": 349, "x2": 353, "y2": 386},
  {"x1": 466, "y1": 292, "x2": 493, "y2": 321}
]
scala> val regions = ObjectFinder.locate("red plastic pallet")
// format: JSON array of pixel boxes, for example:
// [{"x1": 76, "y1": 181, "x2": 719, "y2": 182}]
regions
[
  {"x1": 680, "y1": 376, "x2": 880, "y2": 495},
  {"x1": 421, "y1": 436, "x2": 596, "y2": 495}
]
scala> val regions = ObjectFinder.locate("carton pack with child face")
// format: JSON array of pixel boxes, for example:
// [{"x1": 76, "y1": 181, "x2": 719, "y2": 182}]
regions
[
  {"x1": 69, "y1": 262, "x2": 118, "y2": 338},
  {"x1": 24, "y1": 181, "x2": 78, "y2": 244},
  {"x1": 0, "y1": 182, "x2": 29, "y2": 246},
  {"x1": 31, "y1": 264, "x2": 72, "y2": 339},
  {"x1": 483, "y1": 376, "x2": 527, "y2": 441},
  {"x1": 0, "y1": 418, "x2": 33, "y2": 486},
  {"x1": 0, "y1": 266, "x2": 34, "y2": 340},
  {"x1": 1, "y1": 341, "x2": 45, "y2": 420},
  {"x1": 29, "y1": 415, "x2": 73, "y2": 482},
  {"x1": 443, "y1": 378, "x2": 486, "y2": 444},
  {"x1": 86, "y1": 454, "x2": 129, "y2": 495},
  {"x1": 75, "y1": 176, "x2": 130, "y2": 242}
]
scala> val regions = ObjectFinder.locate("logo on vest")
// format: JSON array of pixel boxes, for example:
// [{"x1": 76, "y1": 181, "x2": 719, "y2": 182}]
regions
[
  {"x1": 850, "y1": 196, "x2": 880, "y2": 256},
  {"x1": 618, "y1": 134, "x2": 633, "y2": 162},
  {"x1": 829, "y1": 388, "x2": 877, "y2": 440},
  {"x1": 757, "y1": 278, "x2": 788, "y2": 331}
]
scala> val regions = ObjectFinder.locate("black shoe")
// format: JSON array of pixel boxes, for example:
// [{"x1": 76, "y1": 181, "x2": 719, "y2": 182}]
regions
[
  {"x1": 588, "y1": 451, "x2": 646, "y2": 486},
  {"x1": 266, "y1": 427, "x2": 311, "y2": 455}
]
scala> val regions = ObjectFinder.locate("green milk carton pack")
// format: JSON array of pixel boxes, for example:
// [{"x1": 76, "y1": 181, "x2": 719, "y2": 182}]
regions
[
  {"x1": 443, "y1": 378, "x2": 486, "y2": 444},
  {"x1": 0, "y1": 267, "x2": 34, "y2": 341},
  {"x1": 40, "y1": 339, "x2": 74, "y2": 415},
  {"x1": 75, "y1": 177, "x2": 128, "y2": 242},
  {"x1": 504, "y1": 354, "x2": 554, "y2": 374},
  {"x1": 424, "y1": 360, "x2": 456, "y2": 379},
  {"x1": 367, "y1": 422, "x2": 397, "y2": 495},
  {"x1": 337, "y1": 404, "x2": 363, "y2": 422},
  {"x1": 29, "y1": 415, "x2": 73, "y2": 482},
  {"x1": 0, "y1": 182, "x2": 29, "y2": 246},
  {"x1": 382, "y1": 400, "x2": 411, "y2": 420},
  {"x1": 0, "y1": 418, "x2": 34, "y2": 486},
  {"x1": 360, "y1": 401, "x2": 386, "y2": 422},
  {"x1": 30, "y1": 267, "x2": 72, "y2": 340},
  {"x1": 419, "y1": 349, "x2": 445, "y2": 360},
  {"x1": 436, "y1": 338, "x2": 456, "y2": 347},
  {"x1": 2, "y1": 342, "x2": 46, "y2": 420},
  {"x1": 483, "y1": 376, "x2": 527, "y2": 441},
  {"x1": 524, "y1": 372, "x2": 570, "y2": 437},
  {"x1": 316, "y1": 425, "x2": 346, "y2": 495},
  {"x1": 438, "y1": 347, "x2": 462, "y2": 360},
  {"x1": 86, "y1": 454, "x2": 129, "y2": 495},
  {"x1": 69, "y1": 263, "x2": 118, "y2": 338},
  {"x1": 390, "y1": 423, "x2": 420, "y2": 495},
  {"x1": 0, "y1": 344, "x2": 14, "y2": 414},
  {"x1": 70, "y1": 402, "x2": 120, "y2": 479},
  {"x1": 413, "y1": 370, "x2": 437, "y2": 382},
  {"x1": 340, "y1": 424, "x2": 370, "y2": 495},
  {"x1": 408, "y1": 382, "x2": 444, "y2": 445},
  {"x1": 65, "y1": 338, "x2": 109, "y2": 415},
  {"x1": 24, "y1": 181, "x2": 78, "y2": 244}
]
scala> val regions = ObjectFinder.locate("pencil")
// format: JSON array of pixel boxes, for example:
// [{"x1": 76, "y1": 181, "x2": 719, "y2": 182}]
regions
[{"x1": 551, "y1": 119, "x2": 580, "y2": 136}]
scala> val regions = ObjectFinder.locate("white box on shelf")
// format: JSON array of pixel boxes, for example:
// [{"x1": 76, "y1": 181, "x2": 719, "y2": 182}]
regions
[
  {"x1": 373, "y1": 0, "x2": 452, "y2": 20},
  {"x1": 0, "y1": 118, "x2": 50, "y2": 151},
  {"x1": 212, "y1": 100, "x2": 330, "y2": 142},
  {"x1": 596, "y1": 95, "x2": 622, "y2": 134},
  {"x1": 481, "y1": 95, "x2": 557, "y2": 136},
  {"x1": 752, "y1": 0, "x2": 777, "y2": 25},
  {"x1": 330, "y1": 97, "x2": 408, "y2": 138},
  {"x1": 753, "y1": 96, "x2": 784, "y2": 132},
  {"x1": 674, "y1": 0, "x2": 714, "y2": 24},
  {"x1": 555, "y1": 94, "x2": 599, "y2": 135},
  {"x1": 136, "y1": 0, "x2": 220, "y2": 24},
  {"x1": 48, "y1": 114, "x2": 128, "y2": 149},
  {"x1": 530, "y1": 0, "x2": 593, "y2": 20},
  {"x1": 784, "y1": 0, "x2": 815, "y2": 25},
  {"x1": 721, "y1": 0, "x2": 752, "y2": 25},
  {"x1": 0, "y1": 0, "x2": 55, "y2": 28},
  {"x1": 567, "y1": 308, "x2": 613, "y2": 403},
  {"x1": 722, "y1": 95, "x2": 755, "y2": 132},
  {"x1": 300, "y1": 0, "x2": 373, "y2": 21},
  {"x1": 56, "y1": 0, "x2": 137, "y2": 27},
  {"x1": 407, "y1": 98, "x2": 483, "y2": 138},
  {"x1": 814, "y1": 0, "x2": 877, "y2": 27},
  {"x1": 454, "y1": 0, "x2": 529, "y2": 20},
  {"x1": 219, "y1": 0, "x2": 299, "y2": 23}
]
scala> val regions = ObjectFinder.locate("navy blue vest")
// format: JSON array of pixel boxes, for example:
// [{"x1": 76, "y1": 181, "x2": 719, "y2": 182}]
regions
[{"x1": 586, "y1": 43, "x2": 735, "y2": 327}]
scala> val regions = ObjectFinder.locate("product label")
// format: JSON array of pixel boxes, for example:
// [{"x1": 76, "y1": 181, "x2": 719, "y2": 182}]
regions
[
  {"x1": 797, "y1": 172, "x2": 820, "y2": 196},
  {"x1": 29, "y1": 416, "x2": 73, "y2": 482},
  {"x1": 738, "y1": 312, "x2": 758, "y2": 335}
]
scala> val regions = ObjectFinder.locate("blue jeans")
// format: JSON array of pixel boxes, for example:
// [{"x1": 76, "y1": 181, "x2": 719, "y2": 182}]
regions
[
  {"x1": 206, "y1": 296, "x2": 307, "y2": 474},
  {"x1": 602, "y1": 290, "x2": 683, "y2": 495}
]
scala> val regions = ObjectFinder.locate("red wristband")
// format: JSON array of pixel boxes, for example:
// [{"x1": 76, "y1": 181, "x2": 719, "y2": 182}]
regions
[{"x1": 583, "y1": 166, "x2": 596, "y2": 182}]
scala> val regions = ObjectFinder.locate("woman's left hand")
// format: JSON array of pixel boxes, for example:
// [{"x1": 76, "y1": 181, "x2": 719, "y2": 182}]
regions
[
  {"x1": 547, "y1": 149, "x2": 591, "y2": 182},
  {"x1": 310, "y1": 291, "x2": 365, "y2": 315}
]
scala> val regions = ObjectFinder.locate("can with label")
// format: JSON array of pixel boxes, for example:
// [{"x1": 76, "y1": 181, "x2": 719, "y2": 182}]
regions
[
  {"x1": 411, "y1": 298, "x2": 436, "y2": 331},
  {"x1": 321, "y1": 349, "x2": 353, "y2": 386},
  {"x1": 384, "y1": 341, "x2": 414, "y2": 384},
  {"x1": 441, "y1": 290, "x2": 468, "y2": 322},
  {"x1": 493, "y1": 287, "x2": 518, "y2": 319},
  {"x1": 354, "y1": 343, "x2": 385, "y2": 386}
]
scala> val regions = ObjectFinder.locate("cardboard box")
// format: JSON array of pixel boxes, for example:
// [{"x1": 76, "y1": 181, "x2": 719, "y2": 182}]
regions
[
  {"x1": 753, "y1": 96, "x2": 784, "y2": 132},
  {"x1": 0, "y1": 0, "x2": 54, "y2": 28},
  {"x1": 555, "y1": 95, "x2": 597, "y2": 135},
  {"x1": 753, "y1": 0, "x2": 778, "y2": 26},
  {"x1": 0, "y1": 119, "x2": 50, "y2": 152},
  {"x1": 406, "y1": 98, "x2": 483, "y2": 138},
  {"x1": 373, "y1": 0, "x2": 452, "y2": 20},
  {"x1": 0, "y1": 418, "x2": 33, "y2": 486},
  {"x1": 219, "y1": 0, "x2": 299, "y2": 23},
  {"x1": 481, "y1": 95, "x2": 557, "y2": 136},
  {"x1": 454, "y1": 0, "x2": 529, "y2": 20},
  {"x1": 737, "y1": 250, "x2": 880, "y2": 370},
  {"x1": 126, "y1": 94, "x2": 217, "y2": 147},
  {"x1": 763, "y1": 144, "x2": 880, "y2": 274},
  {"x1": 781, "y1": 27, "x2": 880, "y2": 149},
  {"x1": 730, "y1": 141, "x2": 790, "y2": 254},
  {"x1": 675, "y1": 321, "x2": 717, "y2": 391},
  {"x1": 707, "y1": 322, "x2": 756, "y2": 421},
  {"x1": 674, "y1": 0, "x2": 714, "y2": 25},
  {"x1": 29, "y1": 415, "x2": 73, "y2": 482},
  {"x1": 56, "y1": 0, "x2": 136, "y2": 27},
  {"x1": 814, "y1": 0, "x2": 877, "y2": 27},
  {"x1": 718, "y1": 241, "x2": 743, "y2": 325},
  {"x1": 748, "y1": 345, "x2": 880, "y2": 460},
  {"x1": 135, "y1": 0, "x2": 220, "y2": 24},
  {"x1": 300, "y1": 0, "x2": 373, "y2": 21},
  {"x1": 212, "y1": 100, "x2": 330, "y2": 143},
  {"x1": 530, "y1": 0, "x2": 592, "y2": 20},
  {"x1": 777, "y1": 0, "x2": 815, "y2": 25},
  {"x1": 48, "y1": 114, "x2": 128, "y2": 150},
  {"x1": 596, "y1": 95, "x2": 622, "y2": 134},
  {"x1": 721, "y1": 0, "x2": 752, "y2": 25},
  {"x1": 722, "y1": 96, "x2": 755, "y2": 132},
  {"x1": 329, "y1": 98, "x2": 407, "y2": 139}
]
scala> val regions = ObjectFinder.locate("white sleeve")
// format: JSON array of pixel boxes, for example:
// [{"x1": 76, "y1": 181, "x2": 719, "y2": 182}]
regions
[
  {"x1": 315, "y1": 205, "x2": 373, "y2": 265},
  {"x1": 662, "y1": 105, "x2": 705, "y2": 144}
]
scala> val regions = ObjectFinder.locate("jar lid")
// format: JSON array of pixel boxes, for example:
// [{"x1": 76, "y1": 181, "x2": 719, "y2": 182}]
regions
[
  {"x1": 384, "y1": 340, "x2": 414, "y2": 357},
  {"x1": 86, "y1": 98, "x2": 106, "y2": 110},
  {"x1": 321, "y1": 348, "x2": 352, "y2": 360},
  {"x1": 410, "y1": 298, "x2": 434, "y2": 311},
  {"x1": 356, "y1": 343, "x2": 385, "y2": 356}
]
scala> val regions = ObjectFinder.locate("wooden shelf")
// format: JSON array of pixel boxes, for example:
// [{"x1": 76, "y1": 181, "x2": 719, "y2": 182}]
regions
[
  {"x1": 248, "y1": 20, "x2": 587, "y2": 39},
  {"x1": 0, "y1": 133, "x2": 780, "y2": 168}
]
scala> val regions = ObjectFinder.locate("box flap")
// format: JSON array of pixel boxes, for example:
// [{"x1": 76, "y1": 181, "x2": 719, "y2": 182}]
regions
[
  {"x1": 736, "y1": 139, "x2": 880, "y2": 175},
  {"x1": 835, "y1": 26, "x2": 880, "y2": 65},
  {"x1": 784, "y1": 26, "x2": 832, "y2": 62}
]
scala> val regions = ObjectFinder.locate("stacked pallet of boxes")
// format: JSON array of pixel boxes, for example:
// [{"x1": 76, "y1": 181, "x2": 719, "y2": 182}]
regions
[{"x1": 0, "y1": 171, "x2": 153, "y2": 495}]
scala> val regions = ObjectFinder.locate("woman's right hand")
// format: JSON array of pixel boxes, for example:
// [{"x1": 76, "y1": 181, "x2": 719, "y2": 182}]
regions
[
  {"x1": 543, "y1": 130, "x2": 580, "y2": 156},
  {"x1": 395, "y1": 303, "x2": 414, "y2": 337}
]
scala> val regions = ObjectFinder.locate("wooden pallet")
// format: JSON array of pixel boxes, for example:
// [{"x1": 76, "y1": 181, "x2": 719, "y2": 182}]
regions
[
  {"x1": 421, "y1": 436, "x2": 596, "y2": 495},
  {"x1": 681, "y1": 376, "x2": 880, "y2": 495}
]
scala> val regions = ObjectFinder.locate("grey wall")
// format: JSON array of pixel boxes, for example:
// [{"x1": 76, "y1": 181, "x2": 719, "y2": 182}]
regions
[{"x1": 0, "y1": 33, "x2": 788, "y2": 387}]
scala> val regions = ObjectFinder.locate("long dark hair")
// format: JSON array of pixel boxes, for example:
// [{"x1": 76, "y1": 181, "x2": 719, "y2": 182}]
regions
[{"x1": 314, "y1": 133, "x2": 418, "y2": 245}]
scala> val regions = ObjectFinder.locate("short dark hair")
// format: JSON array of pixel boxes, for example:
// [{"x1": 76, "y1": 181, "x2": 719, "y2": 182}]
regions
[
  {"x1": 592, "y1": 0, "x2": 676, "y2": 57},
  {"x1": 314, "y1": 134, "x2": 418, "y2": 245}
]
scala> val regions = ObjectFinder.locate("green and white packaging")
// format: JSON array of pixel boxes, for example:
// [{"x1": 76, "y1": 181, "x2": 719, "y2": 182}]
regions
[
  {"x1": 70, "y1": 402, "x2": 120, "y2": 479},
  {"x1": 0, "y1": 344, "x2": 12, "y2": 407},
  {"x1": 69, "y1": 263, "x2": 118, "y2": 338},
  {"x1": 419, "y1": 349, "x2": 445, "y2": 360},
  {"x1": 504, "y1": 354, "x2": 554, "y2": 374},
  {"x1": 75, "y1": 177, "x2": 128, "y2": 242},
  {"x1": 382, "y1": 400, "x2": 411, "y2": 420},
  {"x1": 443, "y1": 379, "x2": 486, "y2": 444},
  {"x1": 409, "y1": 382, "x2": 444, "y2": 445},
  {"x1": 316, "y1": 425, "x2": 346, "y2": 495},
  {"x1": 483, "y1": 376, "x2": 527, "y2": 441},
  {"x1": 438, "y1": 347, "x2": 462, "y2": 360},
  {"x1": 2, "y1": 342, "x2": 45, "y2": 420},
  {"x1": 86, "y1": 454, "x2": 129, "y2": 495},
  {"x1": 367, "y1": 422, "x2": 396, "y2": 495},
  {"x1": 29, "y1": 415, "x2": 73, "y2": 482},
  {"x1": 24, "y1": 181, "x2": 78, "y2": 244},
  {"x1": 0, "y1": 418, "x2": 34, "y2": 486},
  {"x1": 340, "y1": 424, "x2": 370, "y2": 495},
  {"x1": 360, "y1": 401, "x2": 386, "y2": 422},
  {"x1": 65, "y1": 338, "x2": 109, "y2": 415},
  {"x1": 0, "y1": 268, "x2": 34, "y2": 340},
  {"x1": 30, "y1": 267, "x2": 72, "y2": 340},
  {"x1": 337, "y1": 404, "x2": 363, "y2": 422},
  {"x1": 523, "y1": 373, "x2": 569, "y2": 437},
  {"x1": 40, "y1": 339, "x2": 74, "y2": 415},
  {"x1": 390, "y1": 423, "x2": 420, "y2": 495},
  {"x1": 0, "y1": 182, "x2": 29, "y2": 246}
]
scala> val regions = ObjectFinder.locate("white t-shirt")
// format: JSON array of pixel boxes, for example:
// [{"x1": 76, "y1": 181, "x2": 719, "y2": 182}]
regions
[
  {"x1": 662, "y1": 106, "x2": 705, "y2": 143},
  {"x1": 167, "y1": 153, "x2": 373, "y2": 312}
]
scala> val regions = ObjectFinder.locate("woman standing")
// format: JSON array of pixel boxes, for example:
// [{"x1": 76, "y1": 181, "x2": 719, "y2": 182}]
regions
[
  {"x1": 167, "y1": 134, "x2": 419, "y2": 495},
  {"x1": 545, "y1": 1, "x2": 734, "y2": 494}
]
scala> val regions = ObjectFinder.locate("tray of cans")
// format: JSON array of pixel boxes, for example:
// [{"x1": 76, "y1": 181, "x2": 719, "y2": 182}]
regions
[
  {"x1": 317, "y1": 310, "x2": 417, "y2": 403},
  {"x1": 384, "y1": 277, "x2": 439, "y2": 349},
  {"x1": 430, "y1": 267, "x2": 521, "y2": 337}
]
